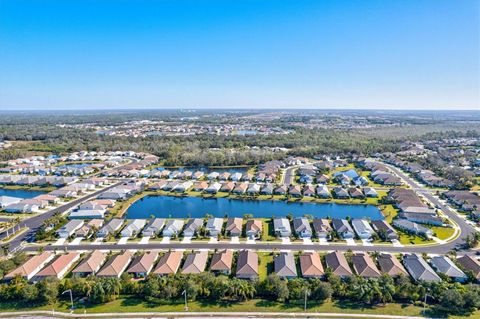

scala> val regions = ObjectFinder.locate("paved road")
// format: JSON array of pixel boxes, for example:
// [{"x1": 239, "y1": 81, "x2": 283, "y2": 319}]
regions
[
  {"x1": 0, "y1": 181, "x2": 125, "y2": 253},
  {"x1": 384, "y1": 163, "x2": 477, "y2": 242},
  {"x1": 283, "y1": 166, "x2": 298, "y2": 185},
  {"x1": 22, "y1": 237, "x2": 469, "y2": 255}
]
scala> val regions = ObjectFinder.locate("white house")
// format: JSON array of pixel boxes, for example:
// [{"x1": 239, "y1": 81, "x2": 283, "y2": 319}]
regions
[{"x1": 120, "y1": 219, "x2": 147, "y2": 238}]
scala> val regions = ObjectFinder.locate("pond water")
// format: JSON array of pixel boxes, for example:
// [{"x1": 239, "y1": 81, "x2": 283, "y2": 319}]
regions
[
  {"x1": 126, "y1": 195, "x2": 384, "y2": 220},
  {"x1": 0, "y1": 188, "x2": 47, "y2": 199}
]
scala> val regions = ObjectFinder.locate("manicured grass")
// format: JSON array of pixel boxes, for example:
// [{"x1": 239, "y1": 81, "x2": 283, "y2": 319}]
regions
[
  {"x1": 380, "y1": 204, "x2": 398, "y2": 223},
  {"x1": 261, "y1": 219, "x2": 276, "y2": 241},
  {"x1": 0, "y1": 298, "x2": 452, "y2": 318},
  {"x1": 257, "y1": 252, "x2": 273, "y2": 281},
  {"x1": 398, "y1": 233, "x2": 432, "y2": 245},
  {"x1": 430, "y1": 226, "x2": 455, "y2": 241}
]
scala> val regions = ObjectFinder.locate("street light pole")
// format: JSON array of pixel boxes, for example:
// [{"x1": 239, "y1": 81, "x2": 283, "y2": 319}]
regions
[
  {"x1": 304, "y1": 289, "x2": 308, "y2": 311},
  {"x1": 62, "y1": 289, "x2": 74, "y2": 311},
  {"x1": 182, "y1": 289, "x2": 188, "y2": 311},
  {"x1": 423, "y1": 293, "x2": 429, "y2": 315}
]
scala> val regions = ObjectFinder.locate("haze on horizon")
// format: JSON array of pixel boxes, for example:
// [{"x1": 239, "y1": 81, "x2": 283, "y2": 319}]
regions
[{"x1": 0, "y1": 0, "x2": 478, "y2": 110}]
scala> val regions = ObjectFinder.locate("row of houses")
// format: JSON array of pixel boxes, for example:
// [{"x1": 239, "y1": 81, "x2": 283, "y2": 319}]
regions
[
  {"x1": 0, "y1": 174, "x2": 78, "y2": 187},
  {"x1": 383, "y1": 156, "x2": 455, "y2": 188},
  {"x1": 0, "y1": 178, "x2": 109, "y2": 213},
  {"x1": 360, "y1": 161, "x2": 403, "y2": 186},
  {"x1": 273, "y1": 217, "x2": 398, "y2": 241},
  {"x1": 5, "y1": 250, "x2": 478, "y2": 283},
  {"x1": 149, "y1": 179, "x2": 378, "y2": 198},
  {"x1": 443, "y1": 190, "x2": 480, "y2": 213},
  {"x1": 63, "y1": 217, "x2": 263, "y2": 240},
  {"x1": 388, "y1": 188, "x2": 444, "y2": 226},
  {"x1": 149, "y1": 169, "x2": 276, "y2": 183}
]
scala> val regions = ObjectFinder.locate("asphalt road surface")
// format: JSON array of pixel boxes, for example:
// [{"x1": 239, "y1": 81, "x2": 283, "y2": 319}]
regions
[{"x1": 0, "y1": 181, "x2": 125, "y2": 253}]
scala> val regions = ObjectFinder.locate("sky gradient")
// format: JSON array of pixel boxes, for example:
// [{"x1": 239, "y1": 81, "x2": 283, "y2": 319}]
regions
[{"x1": 0, "y1": 0, "x2": 478, "y2": 110}]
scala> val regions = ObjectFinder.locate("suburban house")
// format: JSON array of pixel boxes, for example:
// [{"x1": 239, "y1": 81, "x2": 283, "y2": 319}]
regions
[
  {"x1": 273, "y1": 218, "x2": 292, "y2": 237},
  {"x1": 181, "y1": 251, "x2": 208, "y2": 274},
  {"x1": 274, "y1": 252, "x2": 297, "y2": 279},
  {"x1": 220, "y1": 182, "x2": 236, "y2": 193},
  {"x1": 430, "y1": 256, "x2": 467, "y2": 282},
  {"x1": 236, "y1": 250, "x2": 259, "y2": 280},
  {"x1": 192, "y1": 181, "x2": 208, "y2": 191},
  {"x1": 230, "y1": 172, "x2": 242, "y2": 181},
  {"x1": 245, "y1": 219, "x2": 262, "y2": 239},
  {"x1": 183, "y1": 218, "x2": 204, "y2": 237},
  {"x1": 33, "y1": 253, "x2": 80, "y2": 281},
  {"x1": 312, "y1": 219, "x2": 332, "y2": 238},
  {"x1": 207, "y1": 172, "x2": 219, "y2": 180},
  {"x1": 72, "y1": 250, "x2": 107, "y2": 277},
  {"x1": 288, "y1": 185, "x2": 302, "y2": 197},
  {"x1": 403, "y1": 254, "x2": 441, "y2": 282},
  {"x1": 57, "y1": 220, "x2": 84, "y2": 238},
  {"x1": 316, "y1": 185, "x2": 331, "y2": 198},
  {"x1": 4, "y1": 252, "x2": 55, "y2": 281},
  {"x1": 363, "y1": 187, "x2": 378, "y2": 198},
  {"x1": 225, "y1": 217, "x2": 243, "y2": 237},
  {"x1": 193, "y1": 171, "x2": 204, "y2": 179},
  {"x1": 97, "y1": 251, "x2": 134, "y2": 278},
  {"x1": 260, "y1": 183, "x2": 274, "y2": 195},
  {"x1": 206, "y1": 218, "x2": 223, "y2": 237},
  {"x1": 377, "y1": 253, "x2": 408, "y2": 277},
  {"x1": 392, "y1": 219, "x2": 433, "y2": 237},
  {"x1": 371, "y1": 220, "x2": 399, "y2": 240},
  {"x1": 127, "y1": 252, "x2": 159, "y2": 278},
  {"x1": 273, "y1": 185, "x2": 287, "y2": 195},
  {"x1": 209, "y1": 250, "x2": 233, "y2": 275},
  {"x1": 332, "y1": 187, "x2": 349, "y2": 199},
  {"x1": 292, "y1": 217, "x2": 312, "y2": 238},
  {"x1": 141, "y1": 218, "x2": 165, "y2": 237},
  {"x1": 351, "y1": 253, "x2": 382, "y2": 278},
  {"x1": 232, "y1": 182, "x2": 248, "y2": 194},
  {"x1": 152, "y1": 251, "x2": 183, "y2": 276},
  {"x1": 246, "y1": 183, "x2": 260, "y2": 194},
  {"x1": 75, "y1": 219, "x2": 104, "y2": 238},
  {"x1": 205, "y1": 182, "x2": 222, "y2": 194},
  {"x1": 348, "y1": 187, "x2": 364, "y2": 199},
  {"x1": 331, "y1": 218, "x2": 354, "y2": 239},
  {"x1": 325, "y1": 251, "x2": 353, "y2": 278},
  {"x1": 0, "y1": 196, "x2": 22, "y2": 208},
  {"x1": 120, "y1": 219, "x2": 147, "y2": 238},
  {"x1": 162, "y1": 219, "x2": 185, "y2": 237},
  {"x1": 456, "y1": 255, "x2": 480, "y2": 282},
  {"x1": 299, "y1": 252, "x2": 324, "y2": 278},
  {"x1": 351, "y1": 219, "x2": 376, "y2": 240},
  {"x1": 97, "y1": 218, "x2": 124, "y2": 238}
]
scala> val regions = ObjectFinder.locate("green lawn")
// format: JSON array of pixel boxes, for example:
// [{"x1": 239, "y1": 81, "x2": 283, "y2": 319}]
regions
[
  {"x1": 398, "y1": 233, "x2": 433, "y2": 245},
  {"x1": 257, "y1": 252, "x2": 274, "y2": 281},
  {"x1": 0, "y1": 298, "x2": 459, "y2": 318},
  {"x1": 381, "y1": 204, "x2": 398, "y2": 223},
  {"x1": 430, "y1": 226, "x2": 456, "y2": 241}
]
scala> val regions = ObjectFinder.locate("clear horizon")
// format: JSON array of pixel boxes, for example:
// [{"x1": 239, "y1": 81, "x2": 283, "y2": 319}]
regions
[{"x1": 1, "y1": 0, "x2": 479, "y2": 110}]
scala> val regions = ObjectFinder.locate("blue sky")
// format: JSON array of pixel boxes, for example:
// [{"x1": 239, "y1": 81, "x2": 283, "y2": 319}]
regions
[{"x1": 0, "y1": 0, "x2": 478, "y2": 110}]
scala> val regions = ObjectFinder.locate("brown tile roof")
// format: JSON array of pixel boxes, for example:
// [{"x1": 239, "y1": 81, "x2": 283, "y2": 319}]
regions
[
  {"x1": 325, "y1": 251, "x2": 352, "y2": 277},
  {"x1": 245, "y1": 219, "x2": 262, "y2": 233},
  {"x1": 377, "y1": 253, "x2": 408, "y2": 277},
  {"x1": 225, "y1": 218, "x2": 243, "y2": 234},
  {"x1": 72, "y1": 250, "x2": 107, "y2": 275},
  {"x1": 181, "y1": 251, "x2": 208, "y2": 274},
  {"x1": 5, "y1": 252, "x2": 54, "y2": 280},
  {"x1": 457, "y1": 255, "x2": 480, "y2": 280},
  {"x1": 299, "y1": 252, "x2": 324, "y2": 277},
  {"x1": 152, "y1": 251, "x2": 183, "y2": 275},
  {"x1": 97, "y1": 251, "x2": 133, "y2": 277},
  {"x1": 127, "y1": 252, "x2": 159, "y2": 274},
  {"x1": 35, "y1": 253, "x2": 79, "y2": 278},
  {"x1": 210, "y1": 250, "x2": 233, "y2": 272},
  {"x1": 236, "y1": 250, "x2": 258, "y2": 278},
  {"x1": 351, "y1": 253, "x2": 381, "y2": 278}
]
